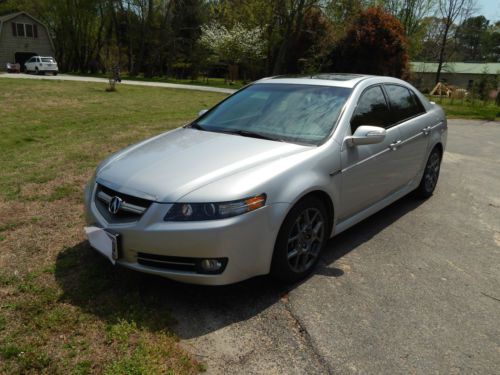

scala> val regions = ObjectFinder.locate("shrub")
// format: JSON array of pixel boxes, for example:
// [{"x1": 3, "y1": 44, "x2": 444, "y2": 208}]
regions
[{"x1": 325, "y1": 7, "x2": 410, "y2": 78}]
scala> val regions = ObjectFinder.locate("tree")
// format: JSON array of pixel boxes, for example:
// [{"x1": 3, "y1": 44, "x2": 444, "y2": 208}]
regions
[
  {"x1": 415, "y1": 16, "x2": 457, "y2": 61},
  {"x1": 325, "y1": 7, "x2": 410, "y2": 78},
  {"x1": 324, "y1": 0, "x2": 363, "y2": 40},
  {"x1": 383, "y1": 0, "x2": 435, "y2": 57},
  {"x1": 435, "y1": 0, "x2": 475, "y2": 83},
  {"x1": 483, "y1": 22, "x2": 500, "y2": 62},
  {"x1": 199, "y1": 22, "x2": 265, "y2": 80},
  {"x1": 455, "y1": 16, "x2": 490, "y2": 61},
  {"x1": 268, "y1": 0, "x2": 320, "y2": 75},
  {"x1": 291, "y1": 7, "x2": 335, "y2": 73}
]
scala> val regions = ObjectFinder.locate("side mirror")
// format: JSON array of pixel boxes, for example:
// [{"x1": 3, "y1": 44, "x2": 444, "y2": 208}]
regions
[
  {"x1": 345, "y1": 125, "x2": 386, "y2": 147},
  {"x1": 198, "y1": 109, "x2": 208, "y2": 117}
]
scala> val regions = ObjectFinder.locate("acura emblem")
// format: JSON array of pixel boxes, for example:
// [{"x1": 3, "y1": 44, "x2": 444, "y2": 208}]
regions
[{"x1": 108, "y1": 196, "x2": 123, "y2": 214}]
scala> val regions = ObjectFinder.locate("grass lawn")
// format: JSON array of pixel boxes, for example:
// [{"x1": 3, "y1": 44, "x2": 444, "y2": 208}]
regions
[
  {"x1": 429, "y1": 96, "x2": 500, "y2": 121},
  {"x1": 0, "y1": 78, "x2": 227, "y2": 374}
]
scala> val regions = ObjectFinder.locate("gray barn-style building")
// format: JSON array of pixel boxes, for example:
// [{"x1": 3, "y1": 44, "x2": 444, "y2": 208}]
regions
[
  {"x1": 0, "y1": 12, "x2": 55, "y2": 71},
  {"x1": 411, "y1": 62, "x2": 500, "y2": 91}
]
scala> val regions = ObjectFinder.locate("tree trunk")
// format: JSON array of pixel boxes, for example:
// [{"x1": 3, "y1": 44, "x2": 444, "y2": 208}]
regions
[{"x1": 435, "y1": 21, "x2": 451, "y2": 84}]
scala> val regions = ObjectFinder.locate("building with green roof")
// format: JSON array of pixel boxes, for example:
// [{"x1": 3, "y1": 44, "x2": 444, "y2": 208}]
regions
[{"x1": 410, "y1": 62, "x2": 500, "y2": 91}]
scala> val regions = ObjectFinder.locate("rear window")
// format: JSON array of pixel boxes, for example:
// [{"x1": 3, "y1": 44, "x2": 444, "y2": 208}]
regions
[{"x1": 41, "y1": 58, "x2": 54, "y2": 63}]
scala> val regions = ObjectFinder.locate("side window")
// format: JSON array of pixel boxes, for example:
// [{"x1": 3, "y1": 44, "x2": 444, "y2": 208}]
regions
[
  {"x1": 25, "y1": 24, "x2": 34, "y2": 38},
  {"x1": 410, "y1": 91, "x2": 426, "y2": 114},
  {"x1": 16, "y1": 23, "x2": 25, "y2": 37},
  {"x1": 351, "y1": 86, "x2": 391, "y2": 133},
  {"x1": 385, "y1": 85, "x2": 423, "y2": 123}
]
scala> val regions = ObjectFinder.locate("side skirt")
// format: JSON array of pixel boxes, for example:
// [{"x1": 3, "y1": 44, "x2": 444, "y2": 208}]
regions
[{"x1": 332, "y1": 182, "x2": 418, "y2": 237}]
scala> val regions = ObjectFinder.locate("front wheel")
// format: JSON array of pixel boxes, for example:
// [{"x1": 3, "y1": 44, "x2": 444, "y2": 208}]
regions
[
  {"x1": 415, "y1": 147, "x2": 442, "y2": 199},
  {"x1": 271, "y1": 197, "x2": 328, "y2": 283}
]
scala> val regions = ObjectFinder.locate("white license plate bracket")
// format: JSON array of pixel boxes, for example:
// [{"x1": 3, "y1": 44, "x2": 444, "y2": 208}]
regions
[{"x1": 84, "y1": 226, "x2": 120, "y2": 264}]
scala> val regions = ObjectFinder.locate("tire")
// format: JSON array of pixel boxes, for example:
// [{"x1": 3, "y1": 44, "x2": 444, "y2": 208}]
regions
[
  {"x1": 415, "y1": 147, "x2": 442, "y2": 199},
  {"x1": 53, "y1": 72, "x2": 58, "y2": 76},
  {"x1": 271, "y1": 196, "x2": 329, "y2": 283}
]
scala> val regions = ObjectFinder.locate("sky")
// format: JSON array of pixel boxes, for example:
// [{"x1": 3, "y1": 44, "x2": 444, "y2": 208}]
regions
[{"x1": 475, "y1": 0, "x2": 500, "y2": 22}]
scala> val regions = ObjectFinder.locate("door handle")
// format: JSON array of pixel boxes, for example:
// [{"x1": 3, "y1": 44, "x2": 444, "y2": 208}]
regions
[
  {"x1": 390, "y1": 140, "x2": 402, "y2": 151},
  {"x1": 422, "y1": 126, "x2": 432, "y2": 135}
]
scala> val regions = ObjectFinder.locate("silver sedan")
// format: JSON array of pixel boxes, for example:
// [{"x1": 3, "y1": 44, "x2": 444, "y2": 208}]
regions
[{"x1": 84, "y1": 74, "x2": 447, "y2": 285}]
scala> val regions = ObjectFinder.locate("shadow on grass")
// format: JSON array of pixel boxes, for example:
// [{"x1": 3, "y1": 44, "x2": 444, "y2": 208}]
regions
[{"x1": 55, "y1": 194, "x2": 423, "y2": 339}]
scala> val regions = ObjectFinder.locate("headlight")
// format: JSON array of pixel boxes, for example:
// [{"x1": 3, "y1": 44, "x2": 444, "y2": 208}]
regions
[{"x1": 164, "y1": 194, "x2": 266, "y2": 221}]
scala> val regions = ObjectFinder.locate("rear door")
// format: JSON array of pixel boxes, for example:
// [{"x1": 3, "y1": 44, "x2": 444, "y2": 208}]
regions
[
  {"x1": 383, "y1": 84, "x2": 430, "y2": 185},
  {"x1": 339, "y1": 85, "x2": 405, "y2": 221}
]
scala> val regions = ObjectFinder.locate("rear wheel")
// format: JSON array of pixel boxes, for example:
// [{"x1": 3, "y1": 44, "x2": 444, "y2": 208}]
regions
[
  {"x1": 271, "y1": 197, "x2": 328, "y2": 283},
  {"x1": 415, "y1": 147, "x2": 442, "y2": 199}
]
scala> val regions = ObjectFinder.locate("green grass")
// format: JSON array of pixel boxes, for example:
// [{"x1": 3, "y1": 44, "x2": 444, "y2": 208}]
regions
[
  {"x1": 0, "y1": 78, "x2": 226, "y2": 200},
  {"x1": 0, "y1": 78, "x2": 227, "y2": 374},
  {"x1": 429, "y1": 96, "x2": 500, "y2": 120},
  {"x1": 68, "y1": 72, "x2": 246, "y2": 89}
]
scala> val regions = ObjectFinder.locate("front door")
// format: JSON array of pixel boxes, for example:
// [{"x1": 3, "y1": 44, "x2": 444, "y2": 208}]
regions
[
  {"x1": 383, "y1": 84, "x2": 431, "y2": 185},
  {"x1": 338, "y1": 85, "x2": 406, "y2": 221}
]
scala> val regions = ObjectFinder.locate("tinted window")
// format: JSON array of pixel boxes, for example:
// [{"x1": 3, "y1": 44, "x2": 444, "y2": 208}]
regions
[
  {"x1": 351, "y1": 86, "x2": 391, "y2": 132},
  {"x1": 385, "y1": 85, "x2": 423, "y2": 123},
  {"x1": 198, "y1": 84, "x2": 352, "y2": 145},
  {"x1": 411, "y1": 91, "x2": 426, "y2": 113}
]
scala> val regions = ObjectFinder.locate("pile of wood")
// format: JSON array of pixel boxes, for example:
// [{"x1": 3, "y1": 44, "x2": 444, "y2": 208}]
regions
[{"x1": 430, "y1": 82, "x2": 468, "y2": 99}]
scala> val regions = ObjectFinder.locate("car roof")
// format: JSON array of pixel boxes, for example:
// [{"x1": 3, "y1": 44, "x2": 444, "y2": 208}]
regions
[
  {"x1": 255, "y1": 73, "x2": 369, "y2": 88},
  {"x1": 255, "y1": 73, "x2": 393, "y2": 89}
]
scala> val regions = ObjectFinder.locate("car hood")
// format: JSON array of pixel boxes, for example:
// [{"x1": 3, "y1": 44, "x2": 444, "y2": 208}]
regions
[{"x1": 96, "y1": 128, "x2": 311, "y2": 202}]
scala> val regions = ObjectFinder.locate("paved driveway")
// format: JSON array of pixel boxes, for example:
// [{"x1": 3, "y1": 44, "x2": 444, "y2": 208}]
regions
[
  {"x1": 0, "y1": 73, "x2": 237, "y2": 94},
  {"x1": 152, "y1": 119, "x2": 499, "y2": 374}
]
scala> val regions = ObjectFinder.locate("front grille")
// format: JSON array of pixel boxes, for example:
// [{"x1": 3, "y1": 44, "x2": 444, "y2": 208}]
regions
[
  {"x1": 94, "y1": 183, "x2": 153, "y2": 222},
  {"x1": 137, "y1": 252, "x2": 228, "y2": 274}
]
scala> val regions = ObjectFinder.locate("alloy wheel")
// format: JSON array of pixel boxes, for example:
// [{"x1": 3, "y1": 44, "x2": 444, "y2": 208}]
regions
[
  {"x1": 286, "y1": 207, "x2": 325, "y2": 273},
  {"x1": 424, "y1": 152, "x2": 441, "y2": 192}
]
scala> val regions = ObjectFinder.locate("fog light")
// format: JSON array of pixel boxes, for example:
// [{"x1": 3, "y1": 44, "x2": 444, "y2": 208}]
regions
[{"x1": 200, "y1": 259, "x2": 223, "y2": 272}]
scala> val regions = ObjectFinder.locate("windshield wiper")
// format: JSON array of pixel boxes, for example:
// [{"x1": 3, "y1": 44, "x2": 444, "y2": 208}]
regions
[
  {"x1": 222, "y1": 129, "x2": 284, "y2": 142},
  {"x1": 186, "y1": 122, "x2": 205, "y2": 130}
]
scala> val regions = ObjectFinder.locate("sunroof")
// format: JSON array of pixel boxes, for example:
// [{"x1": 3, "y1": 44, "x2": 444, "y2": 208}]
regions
[
  {"x1": 309, "y1": 73, "x2": 364, "y2": 81},
  {"x1": 271, "y1": 73, "x2": 364, "y2": 82}
]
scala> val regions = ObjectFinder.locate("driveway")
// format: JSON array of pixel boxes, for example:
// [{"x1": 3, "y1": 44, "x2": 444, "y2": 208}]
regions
[
  {"x1": 56, "y1": 119, "x2": 499, "y2": 374},
  {"x1": 0, "y1": 73, "x2": 237, "y2": 94},
  {"x1": 166, "y1": 119, "x2": 500, "y2": 374}
]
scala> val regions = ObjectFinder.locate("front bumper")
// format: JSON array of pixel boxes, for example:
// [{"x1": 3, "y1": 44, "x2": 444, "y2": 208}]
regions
[{"x1": 84, "y1": 182, "x2": 289, "y2": 285}]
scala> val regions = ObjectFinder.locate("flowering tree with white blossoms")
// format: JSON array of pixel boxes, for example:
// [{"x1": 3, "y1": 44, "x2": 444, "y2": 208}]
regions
[{"x1": 199, "y1": 22, "x2": 265, "y2": 81}]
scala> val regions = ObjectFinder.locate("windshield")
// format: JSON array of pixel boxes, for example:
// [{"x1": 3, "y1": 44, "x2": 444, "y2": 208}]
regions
[
  {"x1": 41, "y1": 58, "x2": 55, "y2": 63},
  {"x1": 196, "y1": 83, "x2": 351, "y2": 145}
]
